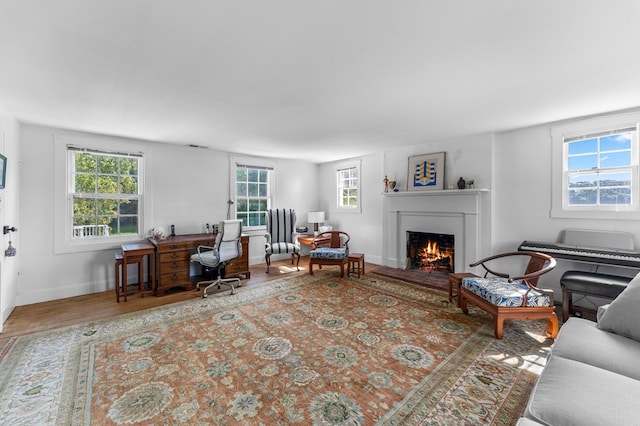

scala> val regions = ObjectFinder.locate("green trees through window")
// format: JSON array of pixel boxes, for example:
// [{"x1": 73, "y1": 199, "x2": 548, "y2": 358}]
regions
[
  {"x1": 71, "y1": 150, "x2": 141, "y2": 238},
  {"x1": 235, "y1": 165, "x2": 271, "y2": 227}
]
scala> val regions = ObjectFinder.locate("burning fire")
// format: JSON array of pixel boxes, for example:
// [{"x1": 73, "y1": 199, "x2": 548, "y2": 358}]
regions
[{"x1": 416, "y1": 240, "x2": 453, "y2": 271}]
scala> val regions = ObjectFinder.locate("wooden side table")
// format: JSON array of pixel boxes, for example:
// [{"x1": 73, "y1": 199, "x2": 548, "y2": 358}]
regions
[
  {"x1": 298, "y1": 235, "x2": 331, "y2": 250},
  {"x1": 448, "y1": 272, "x2": 479, "y2": 307},
  {"x1": 348, "y1": 253, "x2": 365, "y2": 278},
  {"x1": 121, "y1": 242, "x2": 156, "y2": 299}
]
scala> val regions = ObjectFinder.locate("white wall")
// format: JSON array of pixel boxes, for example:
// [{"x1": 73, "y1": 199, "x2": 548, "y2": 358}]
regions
[
  {"x1": 318, "y1": 134, "x2": 494, "y2": 266},
  {"x1": 14, "y1": 108, "x2": 640, "y2": 308},
  {"x1": 0, "y1": 108, "x2": 20, "y2": 328},
  {"x1": 318, "y1": 114, "x2": 640, "y2": 301},
  {"x1": 493, "y1": 122, "x2": 640, "y2": 296},
  {"x1": 317, "y1": 153, "x2": 384, "y2": 263},
  {"x1": 17, "y1": 124, "x2": 317, "y2": 305}
]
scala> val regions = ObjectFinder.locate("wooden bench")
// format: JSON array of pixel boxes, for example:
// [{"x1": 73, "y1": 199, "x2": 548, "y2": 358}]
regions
[{"x1": 560, "y1": 271, "x2": 631, "y2": 322}]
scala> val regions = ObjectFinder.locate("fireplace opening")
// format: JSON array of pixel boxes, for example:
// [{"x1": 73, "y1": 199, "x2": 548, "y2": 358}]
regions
[{"x1": 406, "y1": 231, "x2": 455, "y2": 274}]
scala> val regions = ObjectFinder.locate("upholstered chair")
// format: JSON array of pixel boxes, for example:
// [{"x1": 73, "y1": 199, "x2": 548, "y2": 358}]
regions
[
  {"x1": 459, "y1": 251, "x2": 557, "y2": 339},
  {"x1": 264, "y1": 208, "x2": 300, "y2": 273},
  {"x1": 309, "y1": 231, "x2": 350, "y2": 277}
]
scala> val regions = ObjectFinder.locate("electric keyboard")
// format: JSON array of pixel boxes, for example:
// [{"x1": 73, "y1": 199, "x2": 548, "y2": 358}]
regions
[{"x1": 518, "y1": 229, "x2": 640, "y2": 268}]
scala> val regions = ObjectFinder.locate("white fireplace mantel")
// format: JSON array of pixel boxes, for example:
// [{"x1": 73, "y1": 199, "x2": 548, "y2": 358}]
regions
[{"x1": 382, "y1": 189, "x2": 491, "y2": 272}]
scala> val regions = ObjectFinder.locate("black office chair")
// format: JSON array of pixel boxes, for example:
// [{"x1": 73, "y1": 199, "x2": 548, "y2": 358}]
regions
[{"x1": 191, "y1": 219, "x2": 243, "y2": 297}]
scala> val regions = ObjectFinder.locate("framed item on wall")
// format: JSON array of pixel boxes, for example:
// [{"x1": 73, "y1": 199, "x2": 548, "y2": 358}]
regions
[
  {"x1": 0, "y1": 154, "x2": 6, "y2": 189},
  {"x1": 407, "y1": 152, "x2": 445, "y2": 191}
]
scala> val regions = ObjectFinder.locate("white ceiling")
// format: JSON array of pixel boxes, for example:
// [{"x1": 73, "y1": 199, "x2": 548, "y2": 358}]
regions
[{"x1": 1, "y1": 1, "x2": 640, "y2": 163}]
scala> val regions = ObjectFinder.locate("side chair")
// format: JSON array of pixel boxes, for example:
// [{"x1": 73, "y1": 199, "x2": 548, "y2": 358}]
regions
[
  {"x1": 309, "y1": 231, "x2": 350, "y2": 277},
  {"x1": 191, "y1": 219, "x2": 243, "y2": 297},
  {"x1": 264, "y1": 208, "x2": 300, "y2": 273},
  {"x1": 459, "y1": 251, "x2": 558, "y2": 339}
]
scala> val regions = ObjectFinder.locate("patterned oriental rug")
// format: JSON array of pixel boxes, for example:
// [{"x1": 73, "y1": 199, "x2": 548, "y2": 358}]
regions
[{"x1": 0, "y1": 272, "x2": 551, "y2": 425}]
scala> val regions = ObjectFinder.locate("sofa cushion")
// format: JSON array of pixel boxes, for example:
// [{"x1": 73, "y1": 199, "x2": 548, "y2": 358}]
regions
[
  {"x1": 526, "y1": 355, "x2": 640, "y2": 426},
  {"x1": 597, "y1": 272, "x2": 640, "y2": 341},
  {"x1": 551, "y1": 317, "x2": 640, "y2": 381},
  {"x1": 516, "y1": 418, "x2": 545, "y2": 426}
]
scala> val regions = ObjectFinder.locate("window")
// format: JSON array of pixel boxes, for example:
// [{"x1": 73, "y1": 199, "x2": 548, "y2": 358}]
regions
[
  {"x1": 336, "y1": 160, "x2": 361, "y2": 211},
  {"x1": 234, "y1": 164, "x2": 272, "y2": 227},
  {"x1": 551, "y1": 112, "x2": 640, "y2": 219},
  {"x1": 69, "y1": 147, "x2": 142, "y2": 239},
  {"x1": 565, "y1": 130, "x2": 633, "y2": 207}
]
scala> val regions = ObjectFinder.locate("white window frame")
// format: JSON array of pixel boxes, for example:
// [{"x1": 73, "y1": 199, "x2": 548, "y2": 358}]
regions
[
  {"x1": 68, "y1": 147, "x2": 142, "y2": 240},
  {"x1": 335, "y1": 159, "x2": 361, "y2": 213},
  {"x1": 229, "y1": 156, "x2": 276, "y2": 230},
  {"x1": 54, "y1": 134, "x2": 153, "y2": 253},
  {"x1": 551, "y1": 111, "x2": 640, "y2": 220}
]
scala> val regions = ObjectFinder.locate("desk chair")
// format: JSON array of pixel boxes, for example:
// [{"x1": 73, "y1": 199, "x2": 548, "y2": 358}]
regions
[{"x1": 191, "y1": 219, "x2": 243, "y2": 297}]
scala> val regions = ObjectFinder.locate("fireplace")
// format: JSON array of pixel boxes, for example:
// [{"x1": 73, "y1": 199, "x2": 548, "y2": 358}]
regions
[
  {"x1": 406, "y1": 231, "x2": 455, "y2": 274},
  {"x1": 382, "y1": 189, "x2": 490, "y2": 272}
]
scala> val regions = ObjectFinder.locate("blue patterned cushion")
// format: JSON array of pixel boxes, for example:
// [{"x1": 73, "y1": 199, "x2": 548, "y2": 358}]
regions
[
  {"x1": 309, "y1": 248, "x2": 348, "y2": 259},
  {"x1": 462, "y1": 277, "x2": 551, "y2": 307}
]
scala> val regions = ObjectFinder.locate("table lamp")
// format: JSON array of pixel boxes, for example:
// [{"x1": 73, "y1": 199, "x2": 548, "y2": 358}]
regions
[{"x1": 307, "y1": 211, "x2": 325, "y2": 236}]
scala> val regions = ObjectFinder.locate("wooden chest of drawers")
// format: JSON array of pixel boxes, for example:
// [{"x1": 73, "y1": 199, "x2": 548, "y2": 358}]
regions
[
  {"x1": 225, "y1": 235, "x2": 250, "y2": 279},
  {"x1": 150, "y1": 233, "x2": 250, "y2": 296}
]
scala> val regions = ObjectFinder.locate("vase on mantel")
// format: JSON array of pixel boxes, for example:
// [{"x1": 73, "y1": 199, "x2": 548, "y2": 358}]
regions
[{"x1": 457, "y1": 177, "x2": 466, "y2": 189}]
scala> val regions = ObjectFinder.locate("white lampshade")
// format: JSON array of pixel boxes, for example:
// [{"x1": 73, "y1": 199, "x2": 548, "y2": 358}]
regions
[{"x1": 307, "y1": 211, "x2": 325, "y2": 223}]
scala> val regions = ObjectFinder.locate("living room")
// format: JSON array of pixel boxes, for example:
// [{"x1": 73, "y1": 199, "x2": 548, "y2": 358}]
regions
[
  {"x1": 2, "y1": 2, "x2": 640, "y2": 322},
  {"x1": 4, "y1": 3, "x2": 640, "y2": 423}
]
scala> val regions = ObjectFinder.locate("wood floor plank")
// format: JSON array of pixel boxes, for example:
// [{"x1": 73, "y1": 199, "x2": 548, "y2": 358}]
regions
[
  {"x1": 0, "y1": 259, "x2": 311, "y2": 345},
  {"x1": 0, "y1": 259, "x2": 376, "y2": 348}
]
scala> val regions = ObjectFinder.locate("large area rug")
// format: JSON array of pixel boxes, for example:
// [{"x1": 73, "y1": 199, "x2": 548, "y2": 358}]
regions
[{"x1": 0, "y1": 272, "x2": 551, "y2": 425}]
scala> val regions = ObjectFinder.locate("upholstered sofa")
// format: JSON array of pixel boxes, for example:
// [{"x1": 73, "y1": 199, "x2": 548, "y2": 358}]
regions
[{"x1": 518, "y1": 272, "x2": 640, "y2": 425}]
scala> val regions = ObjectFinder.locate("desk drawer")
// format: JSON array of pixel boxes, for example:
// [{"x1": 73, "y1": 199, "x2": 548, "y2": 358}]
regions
[
  {"x1": 159, "y1": 261, "x2": 188, "y2": 274},
  {"x1": 191, "y1": 240, "x2": 215, "y2": 250},
  {"x1": 159, "y1": 270, "x2": 189, "y2": 285},
  {"x1": 225, "y1": 260, "x2": 245, "y2": 276},
  {"x1": 159, "y1": 251, "x2": 190, "y2": 263},
  {"x1": 158, "y1": 242, "x2": 191, "y2": 252}
]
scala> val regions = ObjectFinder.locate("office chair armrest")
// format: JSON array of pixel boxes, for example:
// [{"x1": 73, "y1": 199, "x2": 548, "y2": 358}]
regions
[{"x1": 196, "y1": 245, "x2": 215, "y2": 253}]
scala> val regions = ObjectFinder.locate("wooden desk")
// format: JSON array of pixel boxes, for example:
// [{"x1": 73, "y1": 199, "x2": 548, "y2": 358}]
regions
[
  {"x1": 121, "y1": 242, "x2": 156, "y2": 298},
  {"x1": 150, "y1": 233, "x2": 250, "y2": 296},
  {"x1": 298, "y1": 235, "x2": 331, "y2": 250}
]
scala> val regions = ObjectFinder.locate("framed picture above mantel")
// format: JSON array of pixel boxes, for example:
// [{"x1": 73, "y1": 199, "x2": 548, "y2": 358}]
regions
[{"x1": 407, "y1": 152, "x2": 445, "y2": 191}]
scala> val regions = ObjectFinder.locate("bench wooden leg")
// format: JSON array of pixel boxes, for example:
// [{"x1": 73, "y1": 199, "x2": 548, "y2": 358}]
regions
[
  {"x1": 495, "y1": 316, "x2": 505, "y2": 339},
  {"x1": 562, "y1": 290, "x2": 572, "y2": 323},
  {"x1": 547, "y1": 314, "x2": 559, "y2": 339}
]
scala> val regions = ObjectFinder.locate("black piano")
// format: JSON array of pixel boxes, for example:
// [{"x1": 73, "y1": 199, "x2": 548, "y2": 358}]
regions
[
  {"x1": 518, "y1": 228, "x2": 640, "y2": 269},
  {"x1": 519, "y1": 229, "x2": 639, "y2": 321}
]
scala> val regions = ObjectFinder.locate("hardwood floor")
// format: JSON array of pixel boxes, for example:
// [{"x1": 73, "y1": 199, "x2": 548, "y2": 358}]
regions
[{"x1": 0, "y1": 258, "x2": 322, "y2": 348}]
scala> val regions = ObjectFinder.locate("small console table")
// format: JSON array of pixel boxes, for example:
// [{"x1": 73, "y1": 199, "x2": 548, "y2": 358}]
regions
[
  {"x1": 298, "y1": 235, "x2": 331, "y2": 250},
  {"x1": 448, "y1": 272, "x2": 479, "y2": 307},
  {"x1": 118, "y1": 242, "x2": 156, "y2": 301}
]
